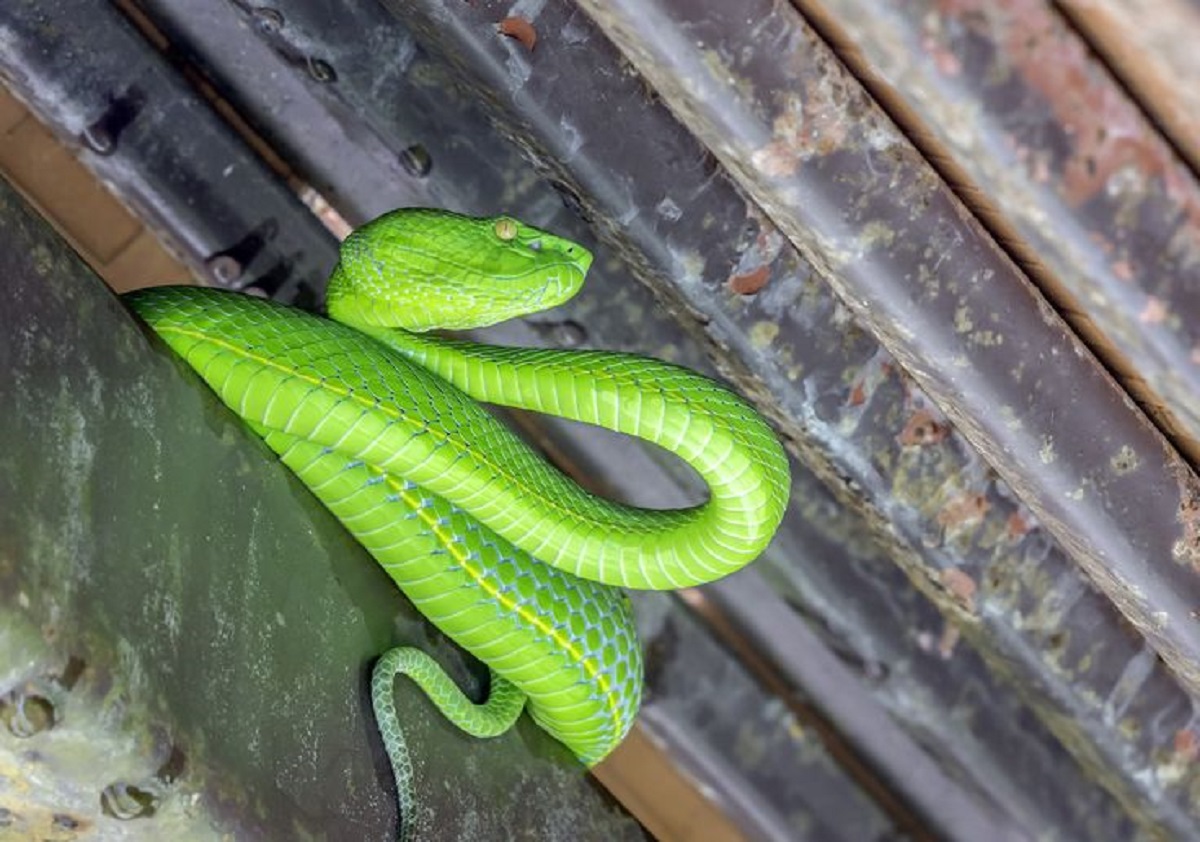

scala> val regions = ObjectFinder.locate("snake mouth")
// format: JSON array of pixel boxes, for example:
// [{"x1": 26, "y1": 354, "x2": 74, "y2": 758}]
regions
[
  {"x1": 520, "y1": 260, "x2": 587, "y2": 310},
  {"x1": 553, "y1": 265, "x2": 587, "y2": 305},
  {"x1": 569, "y1": 245, "x2": 594, "y2": 276}
]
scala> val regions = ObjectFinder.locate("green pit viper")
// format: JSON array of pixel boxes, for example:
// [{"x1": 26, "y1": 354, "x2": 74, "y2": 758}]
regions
[{"x1": 123, "y1": 209, "x2": 790, "y2": 840}]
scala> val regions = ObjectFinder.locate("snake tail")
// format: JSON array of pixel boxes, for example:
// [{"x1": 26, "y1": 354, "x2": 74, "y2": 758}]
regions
[
  {"x1": 371, "y1": 650, "x2": 525, "y2": 841},
  {"x1": 249, "y1": 424, "x2": 644, "y2": 765}
]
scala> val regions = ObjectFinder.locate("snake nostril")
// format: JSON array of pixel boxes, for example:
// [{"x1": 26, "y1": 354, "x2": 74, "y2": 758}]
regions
[{"x1": 529, "y1": 240, "x2": 542, "y2": 252}]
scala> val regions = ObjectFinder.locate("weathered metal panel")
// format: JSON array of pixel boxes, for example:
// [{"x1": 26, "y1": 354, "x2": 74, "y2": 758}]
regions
[
  {"x1": 0, "y1": 179, "x2": 646, "y2": 839},
  {"x1": 0, "y1": 0, "x2": 337, "y2": 300},
  {"x1": 799, "y1": 0, "x2": 1200, "y2": 495},
  {"x1": 573, "y1": 0, "x2": 1200, "y2": 691}
]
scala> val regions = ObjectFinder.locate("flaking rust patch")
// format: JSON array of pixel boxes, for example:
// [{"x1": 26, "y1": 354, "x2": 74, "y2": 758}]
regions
[
  {"x1": 752, "y1": 98, "x2": 805, "y2": 178},
  {"x1": 898, "y1": 409, "x2": 949, "y2": 447},
  {"x1": 938, "y1": 0, "x2": 1200, "y2": 228},
  {"x1": 497, "y1": 17, "x2": 537, "y2": 51},
  {"x1": 728, "y1": 203, "x2": 785, "y2": 296},
  {"x1": 729, "y1": 266, "x2": 771, "y2": 295},
  {"x1": 1006, "y1": 509, "x2": 1034, "y2": 542},
  {"x1": 1174, "y1": 728, "x2": 1200, "y2": 762},
  {"x1": 845, "y1": 348, "x2": 894, "y2": 408},
  {"x1": 931, "y1": 489, "x2": 988, "y2": 534},
  {"x1": 939, "y1": 567, "x2": 977, "y2": 613}
]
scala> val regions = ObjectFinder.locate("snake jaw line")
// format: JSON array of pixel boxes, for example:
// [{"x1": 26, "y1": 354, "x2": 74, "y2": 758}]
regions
[{"x1": 326, "y1": 208, "x2": 593, "y2": 333}]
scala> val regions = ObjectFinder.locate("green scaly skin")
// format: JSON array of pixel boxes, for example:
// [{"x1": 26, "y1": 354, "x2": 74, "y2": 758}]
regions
[{"x1": 123, "y1": 208, "x2": 790, "y2": 840}]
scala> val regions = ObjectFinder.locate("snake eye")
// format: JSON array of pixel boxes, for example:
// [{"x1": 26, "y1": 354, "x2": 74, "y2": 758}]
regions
[{"x1": 494, "y1": 218, "x2": 519, "y2": 241}]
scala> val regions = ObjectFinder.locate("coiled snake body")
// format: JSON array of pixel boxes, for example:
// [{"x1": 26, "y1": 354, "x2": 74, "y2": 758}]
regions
[{"x1": 124, "y1": 209, "x2": 789, "y2": 839}]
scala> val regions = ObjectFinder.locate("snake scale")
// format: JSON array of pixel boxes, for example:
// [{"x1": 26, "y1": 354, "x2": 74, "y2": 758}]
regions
[{"x1": 123, "y1": 209, "x2": 790, "y2": 839}]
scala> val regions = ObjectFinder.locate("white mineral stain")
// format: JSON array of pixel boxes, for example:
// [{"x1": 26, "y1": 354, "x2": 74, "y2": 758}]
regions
[{"x1": 1039, "y1": 437, "x2": 1056, "y2": 465}]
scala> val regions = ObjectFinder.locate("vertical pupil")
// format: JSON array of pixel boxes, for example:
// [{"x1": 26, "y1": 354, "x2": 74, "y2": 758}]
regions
[{"x1": 495, "y1": 218, "x2": 518, "y2": 240}]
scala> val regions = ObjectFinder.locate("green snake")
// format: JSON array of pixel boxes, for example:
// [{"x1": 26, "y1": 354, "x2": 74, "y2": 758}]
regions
[{"x1": 123, "y1": 209, "x2": 790, "y2": 839}]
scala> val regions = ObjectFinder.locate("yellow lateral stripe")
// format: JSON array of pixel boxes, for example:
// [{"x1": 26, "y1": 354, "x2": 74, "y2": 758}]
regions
[
  {"x1": 161, "y1": 324, "x2": 459, "y2": 436},
  {"x1": 158, "y1": 324, "x2": 650, "y2": 531},
  {"x1": 162, "y1": 324, "x2": 625, "y2": 736},
  {"x1": 375, "y1": 467, "x2": 624, "y2": 738}
]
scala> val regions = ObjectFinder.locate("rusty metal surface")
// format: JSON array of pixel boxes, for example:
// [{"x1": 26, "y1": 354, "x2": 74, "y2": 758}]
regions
[
  {"x1": 1058, "y1": 0, "x2": 1200, "y2": 178},
  {"x1": 798, "y1": 0, "x2": 1200, "y2": 490},
  {"x1": 5, "y1": 0, "x2": 1200, "y2": 838},
  {"x1": 121, "y1": 0, "x2": 445, "y2": 227},
  {"x1": 569, "y1": 0, "x2": 1200, "y2": 696},
  {"x1": 578, "y1": 0, "x2": 1200, "y2": 700},
  {"x1": 633, "y1": 591, "x2": 903, "y2": 841},
  {"x1": 0, "y1": 0, "x2": 337, "y2": 299}
]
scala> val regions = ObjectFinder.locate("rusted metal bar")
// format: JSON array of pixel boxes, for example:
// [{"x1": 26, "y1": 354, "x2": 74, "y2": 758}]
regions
[
  {"x1": 794, "y1": 0, "x2": 1200, "y2": 487},
  {"x1": 575, "y1": 0, "x2": 1200, "y2": 700},
  {"x1": 1057, "y1": 0, "x2": 1200, "y2": 178}
]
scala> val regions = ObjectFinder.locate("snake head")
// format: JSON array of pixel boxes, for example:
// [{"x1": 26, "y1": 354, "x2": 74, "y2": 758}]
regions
[{"x1": 326, "y1": 208, "x2": 593, "y2": 332}]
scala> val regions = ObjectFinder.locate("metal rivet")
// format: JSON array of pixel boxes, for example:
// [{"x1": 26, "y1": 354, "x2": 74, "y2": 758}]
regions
[
  {"x1": 306, "y1": 57, "x2": 336, "y2": 83},
  {"x1": 100, "y1": 782, "x2": 158, "y2": 820},
  {"x1": 399, "y1": 144, "x2": 432, "y2": 178},
  {"x1": 80, "y1": 123, "x2": 115, "y2": 156},
  {"x1": 251, "y1": 7, "x2": 284, "y2": 35},
  {"x1": 206, "y1": 255, "x2": 243, "y2": 286},
  {"x1": 552, "y1": 320, "x2": 587, "y2": 348}
]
